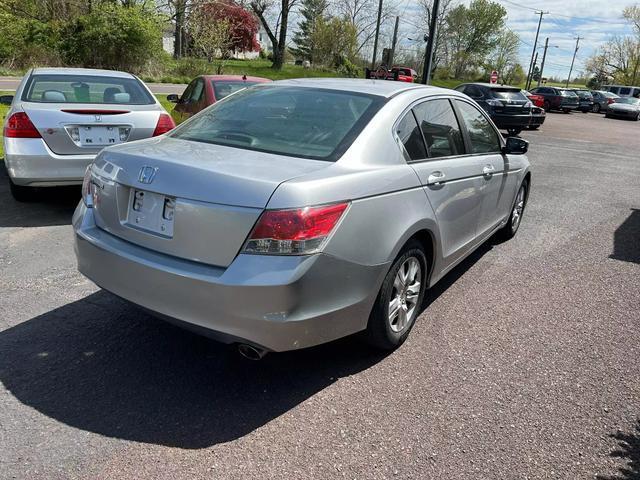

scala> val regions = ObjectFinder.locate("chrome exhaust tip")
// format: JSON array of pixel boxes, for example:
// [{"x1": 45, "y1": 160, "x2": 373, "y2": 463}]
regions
[{"x1": 237, "y1": 343, "x2": 268, "y2": 361}]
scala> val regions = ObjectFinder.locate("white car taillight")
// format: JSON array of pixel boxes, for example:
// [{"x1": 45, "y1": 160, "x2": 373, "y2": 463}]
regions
[
  {"x1": 243, "y1": 202, "x2": 349, "y2": 255},
  {"x1": 81, "y1": 166, "x2": 94, "y2": 207}
]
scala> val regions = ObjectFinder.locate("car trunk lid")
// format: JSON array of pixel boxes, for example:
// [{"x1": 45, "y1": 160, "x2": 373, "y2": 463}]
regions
[
  {"x1": 22, "y1": 102, "x2": 163, "y2": 155},
  {"x1": 90, "y1": 137, "x2": 330, "y2": 267},
  {"x1": 491, "y1": 88, "x2": 531, "y2": 114}
]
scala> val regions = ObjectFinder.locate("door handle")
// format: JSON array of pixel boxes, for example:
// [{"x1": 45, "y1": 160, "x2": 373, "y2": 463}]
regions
[
  {"x1": 427, "y1": 171, "x2": 446, "y2": 185},
  {"x1": 482, "y1": 165, "x2": 495, "y2": 176}
]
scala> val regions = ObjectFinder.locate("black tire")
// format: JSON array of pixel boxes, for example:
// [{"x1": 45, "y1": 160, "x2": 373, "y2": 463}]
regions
[
  {"x1": 497, "y1": 180, "x2": 528, "y2": 242},
  {"x1": 507, "y1": 128, "x2": 522, "y2": 136},
  {"x1": 635, "y1": 113, "x2": 640, "y2": 121},
  {"x1": 365, "y1": 240, "x2": 427, "y2": 350},
  {"x1": 543, "y1": 100, "x2": 551, "y2": 111},
  {"x1": 563, "y1": 109, "x2": 570, "y2": 113},
  {"x1": 593, "y1": 103, "x2": 601, "y2": 113},
  {"x1": 9, "y1": 178, "x2": 38, "y2": 202},
  {"x1": 528, "y1": 125, "x2": 540, "y2": 130}
]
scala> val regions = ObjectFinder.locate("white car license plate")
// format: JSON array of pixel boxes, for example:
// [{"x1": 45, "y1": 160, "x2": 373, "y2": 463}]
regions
[
  {"x1": 127, "y1": 189, "x2": 175, "y2": 237},
  {"x1": 79, "y1": 125, "x2": 123, "y2": 146}
]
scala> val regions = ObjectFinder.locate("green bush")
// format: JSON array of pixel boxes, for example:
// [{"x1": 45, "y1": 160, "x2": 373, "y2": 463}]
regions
[{"x1": 59, "y1": 4, "x2": 164, "y2": 73}]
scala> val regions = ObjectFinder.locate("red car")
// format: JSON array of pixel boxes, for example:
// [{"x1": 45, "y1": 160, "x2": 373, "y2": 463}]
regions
[
  {"x1": 523, "y1": 90, "x2": 545, "y2": 108},
  {"x1": 168, "y1": 75, "x2": 271, "y2": 123},
  {"x1": 389, "y1": 66, "x2": 417, "y2": 83}
]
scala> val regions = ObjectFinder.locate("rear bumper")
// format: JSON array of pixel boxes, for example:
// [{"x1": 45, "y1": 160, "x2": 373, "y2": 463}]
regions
[
  {"x1": 606, "y1": 110, "x2": 638, "y2": 119},
  {"x1": 491, "y1": 114, "x2": 531, "y2": 129},
  {"x1": 560, "y1": 103, "x2": 578, "y2": 110},
  {"x1": 4, "y1": 138, "x2": 95, "y2": 186},
  {"x1": 529, "y1": 114, "x2": 546, "y2": 127},
  {"x1": 73, "y1": 204, "x2": 388, "y2": 352}
]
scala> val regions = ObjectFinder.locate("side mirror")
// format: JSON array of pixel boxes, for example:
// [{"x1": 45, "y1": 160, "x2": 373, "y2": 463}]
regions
[
  {"x1": 503, "y1": 136, "x2": 528, "y2": 155},
  {"x1": 0, "y1": 95, "x2": 14, "y2": 105},
  {"x1": 166, "y1": 94, "x2": 179, "y2": 103}
]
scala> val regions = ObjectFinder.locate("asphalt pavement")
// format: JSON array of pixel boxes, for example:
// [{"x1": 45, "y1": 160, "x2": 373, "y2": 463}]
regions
[{"x1": 0, "y1": 112, "x2": 639, "y2": 479}]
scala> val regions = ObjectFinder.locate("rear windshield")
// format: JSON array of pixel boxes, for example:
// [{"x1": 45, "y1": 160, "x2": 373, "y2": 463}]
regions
[
  {"x1": 22, "y1": 74, "x2": 155, "y2": 104},
  {"x1": 170, "y1": 86, "x2": 384, "y2": 161},
  {"x1": 491, "y1": 89, "x2": 528, "y2": 101},
  {"x1": 212, "y1": 80, "x2": 261, "y2": 100},
  {"x1": 615, "y1": 97, "x2": 640, "y2": 105},
  {"x1": 574, "y1": 90, "x2": 593, "y2": 99}
]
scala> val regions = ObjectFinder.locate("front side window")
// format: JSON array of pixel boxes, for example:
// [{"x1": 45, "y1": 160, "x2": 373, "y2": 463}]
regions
[
  {"x1": 22, "y1": 74, "x2": 154, "y2": 104},
  {"x1": 396, "y1": 112, "x2": 427, "y2": 160},
  {"x1": 188, "y1": 78, "x2": 204, "y2": 103},
  {"x1": 170, "y1": 86, "x2": 384, "y2": 161},
  {"x1": 454, "y1": 100, "x2": 501, "y2": 154},
  {"x1": 412, "y1": 99, "x2": 464, "y2": 158}
]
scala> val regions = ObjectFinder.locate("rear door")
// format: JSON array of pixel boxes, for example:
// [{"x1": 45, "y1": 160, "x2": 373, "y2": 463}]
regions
[
  {"x1": 401, "y1": 98, "x2": 483, "y2": 267},
  {"x1": 453, "y1": 99, "x2": 517, "y2": 238}
]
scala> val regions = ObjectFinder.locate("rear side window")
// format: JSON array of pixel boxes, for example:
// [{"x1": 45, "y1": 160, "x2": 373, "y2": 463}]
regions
[
  {"x1": 171, "y1": 86, "x2": 385, "y2": 161},
  {"x1": 22, "y1": 74, "x2": 154, "y2": 104},
  {"x1": 396, "y1": 112, "x2": 427, "y2": 160},
  {"x1": 412, "y1": 99, "x2": 464, "y2": 158},
  {"x1": 620, "y1": 87, "x2": 631, "y2": 95},
  {"x1": 454, "y1": 100, "x2": 501, "y2": 154}
]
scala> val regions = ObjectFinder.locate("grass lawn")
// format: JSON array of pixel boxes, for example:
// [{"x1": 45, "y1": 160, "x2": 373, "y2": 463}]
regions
[{"x1": 0, "y1": 92, "x2": 11, "y2": 159}]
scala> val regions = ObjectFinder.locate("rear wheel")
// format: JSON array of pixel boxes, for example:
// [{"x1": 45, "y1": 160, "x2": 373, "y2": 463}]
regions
[
  {"x1": 365, "y1": 241, "x2": 427, "y2": 350},
  {"x1": 593, "y1": 103, "x2": 601, "y2": 113},
  {"x1": 635, "y1": 113, "x2": 640, "y2": 121},
  {"x1": 507, "y1": 128, "x2": 522, "y2": 136},
  {"x1": 9, "y1": 178, "x2": 38, "y2": 202},
  {"x1": 543, "y1": 100, "x2": 551, "y2": 111},
  {"x1": 563, "y1": 109, "x2": 571, "y2": 113},
  {"x1": 497, "y1": 181, "x2": 528, "y2": 241}
]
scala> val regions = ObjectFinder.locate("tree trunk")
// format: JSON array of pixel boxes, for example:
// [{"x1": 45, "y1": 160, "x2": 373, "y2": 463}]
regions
[
  {"x1": 174, "y1": 0, "x2": 186, "y2": 59},
  {"x1": 272, "y1": 0, "x2": 290, "y2": 70}
]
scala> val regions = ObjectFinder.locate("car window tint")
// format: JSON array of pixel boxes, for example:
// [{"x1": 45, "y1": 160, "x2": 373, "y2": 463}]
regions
[
  {"x1": 455, "y1": 100, "x2": 501, "y2": 154},
  {"x1": 396, "y1": 111, "x2": 427, "y2": 160},
  {"x1": 412, "y1": 99, "x2": 464, "y2": 158},
  {"x1": 620, "y1": 87, "x2": 631, "y2": 95},
  {"x1": 492, "y1": 89, "x2": 528, "y2": 101},
  {"x1": 22, "y1": 74, "x2": 154, "y2": 104},
  {"x1": 171, "y1": 86, "x2": 384, "y2": 161},
  {"x1": 465, "y1": 85, "x2": 483, "y2": 98},
  {"x1": 189, "y1": 79, "x2": 204, "y2": 102},
  {"x1": 179, "y1": 81, "x2": 195, "y2": 103}
]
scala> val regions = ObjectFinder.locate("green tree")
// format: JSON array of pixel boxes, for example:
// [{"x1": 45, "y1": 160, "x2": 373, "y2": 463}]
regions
[
  {"x1": 290, "y1": 0, "x2": 328, "y2": 63},
  {"x1": 59, "y1": 3, "x2": 164, "y2": 72},
  {"x1": 488, "y1": 30, "x2": 520, "y2": 81},
  {"x1": 311, "y1": 16, "x2": 357, "y2": 68},
  {"x1": 445, "y1": 0, "x2": 507, "y2": 79}
]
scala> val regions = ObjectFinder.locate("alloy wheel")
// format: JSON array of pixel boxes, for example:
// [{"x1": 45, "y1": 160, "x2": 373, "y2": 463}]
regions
[
  {"x1": 388, "y1": 257, "x2": 422, "y2": 333},
  {"x1": 511, "y1": 185, "x2": 526, "y2": 233}
]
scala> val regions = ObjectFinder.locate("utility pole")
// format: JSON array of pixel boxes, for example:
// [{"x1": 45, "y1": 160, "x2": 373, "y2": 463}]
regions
[
  {"x1": 526, "y1": 11, "x2": 548, "y2": 90},
  {"x1": 529, "y1": 51, "x2": 538, "y2": 88},
  {"x1": 389, "y1": 16, "x2": 400, "y2": 67},
  {"x1": 421, "y1": 0, "x2": 440, "y2": 84},
  {"x1": 371, "y1": 0, "x2": 384, "y2": 69},
  {"x1": 538, "y1": 37, "x2": 550, "y2": 87},
  {"x1": 566, "y1": 36, "x2": 583, "y2": 87}
]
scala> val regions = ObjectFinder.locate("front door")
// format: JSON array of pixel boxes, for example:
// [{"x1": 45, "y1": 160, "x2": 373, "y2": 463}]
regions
[{"x1": 454, "y1": 99, "x2": 518, "y2": 238}]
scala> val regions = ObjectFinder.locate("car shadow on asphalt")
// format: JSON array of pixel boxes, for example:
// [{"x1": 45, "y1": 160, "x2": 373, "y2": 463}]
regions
[
  {"x1": 610, "y1": 208, "x2": 640, "y2": 265},
  {"x1": 0, "y1": 291, "x2": 392, "y2": 449},
  {"x1": 596, "y1": 420, "x2": 640, "y2": 480},
  {"x1": 0, "y1": 167, "x2": 79, "y2": 228}
]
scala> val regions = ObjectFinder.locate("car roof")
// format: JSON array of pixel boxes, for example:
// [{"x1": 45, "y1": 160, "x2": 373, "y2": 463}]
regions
[
  {"x1": 30, "y1": 67, "x2": 135, "y2": 78},
  {"x1": 202, "y1": 75, "x2": 271, "y2": 82},
  {"x1": 270, "y1": 78, "x2": 449, "y2": 98}
]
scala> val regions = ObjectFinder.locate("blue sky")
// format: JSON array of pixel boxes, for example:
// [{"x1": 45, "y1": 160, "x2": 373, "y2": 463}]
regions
[{"x1": 393, "y1": 0, "x2": 636, "y2": 79}]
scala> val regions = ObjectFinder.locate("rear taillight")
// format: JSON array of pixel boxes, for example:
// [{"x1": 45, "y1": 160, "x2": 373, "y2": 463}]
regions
[
  {"x1": 4, "y1": 112, "x2": 41, "y2": 138},
  {"x1": 243, "y1": 202, "x2": 349, "y2": 255},
  {"x1": 152, "y1": 113, "x2": 175, "y2": 136},
  {"x1": 81, "y1": 166, "x2": 94, "y2": 207}
]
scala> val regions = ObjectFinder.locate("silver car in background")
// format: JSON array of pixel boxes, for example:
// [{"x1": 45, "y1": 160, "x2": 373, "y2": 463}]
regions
[
  {"x1": 73, "y1": 79, "x2": 531, "y2": 357},
  {"x1": 3, "y1": 67, "x2": 175, "y2": 201},
  {"x1": 605, "y1": 97, "x2": 640, "y2": 120}
]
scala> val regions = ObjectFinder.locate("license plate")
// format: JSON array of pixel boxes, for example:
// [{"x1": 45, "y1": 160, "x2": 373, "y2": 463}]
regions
[
  {"x1": 127, "y1": 189, "x2": 175, "y2": 237},
  {"x1": 79, "y1": 125, "x2": 126, "y2": 146}
]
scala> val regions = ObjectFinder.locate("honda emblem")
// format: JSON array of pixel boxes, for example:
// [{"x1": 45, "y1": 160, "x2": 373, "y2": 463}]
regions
[{"x1": 138, "y1": 166, "x2": 158, "y2": 184}]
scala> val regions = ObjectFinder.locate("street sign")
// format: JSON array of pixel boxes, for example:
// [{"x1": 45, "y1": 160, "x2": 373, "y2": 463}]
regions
[{"x1": 490, "y1": 70, "x2": 499, "y2": 84}]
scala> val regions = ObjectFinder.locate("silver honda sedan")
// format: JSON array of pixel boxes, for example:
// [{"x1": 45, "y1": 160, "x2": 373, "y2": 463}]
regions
[
  {"x1": 3, "y1": 67, "x2": 175, "y2": 201},
  {"x1": 73, "y1": 79, "x2": 531, "y2": 357}
]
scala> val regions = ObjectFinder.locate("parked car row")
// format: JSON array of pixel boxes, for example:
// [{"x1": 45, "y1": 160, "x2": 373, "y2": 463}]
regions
[{"x1": 2, "y1": 67, "x2": 531, "y2": 356}]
